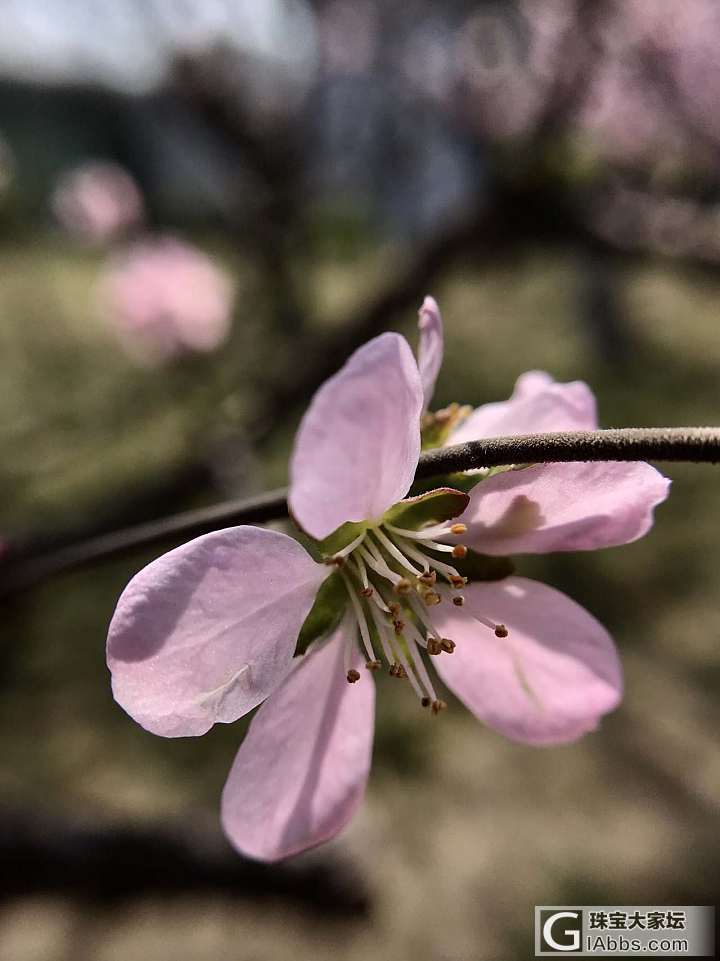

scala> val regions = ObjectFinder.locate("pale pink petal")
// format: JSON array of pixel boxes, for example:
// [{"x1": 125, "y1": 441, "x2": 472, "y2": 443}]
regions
[
  {"x1": 460, "y1": 461, "x2": 670, "y2": 555},
  {"x1": 449, "y1": 370, "x2": 598, "y2": 445},
  {"x1": 432, "y1": 577, "x2": 622, "y2": 745},
  {"x1": 221, "y1": 615, "x2": 374, "y2": 862},
  {"x1": 290, "y1": 332, "x2": 424, "y2": 539},
  {"x1": 417, "y1": 295, "x2": 444, "y2": 411},
  {"x1": 107, "y1": 526, "x2": 327, "y2": 738}
]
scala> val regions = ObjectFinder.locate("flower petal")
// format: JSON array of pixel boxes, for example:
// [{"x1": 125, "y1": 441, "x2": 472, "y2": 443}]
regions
[
  {"x1": 417, "y1": 295, "x2": 444, "y2": 411},
  {"x1": 290, "y1": 332, "x2": 423, "y2": 539},
  {"x1": 460, "y1": 461, "x2": 670, "y2": 555},
  {"x1": 432, "y1": 577, "x2": 622, "y2": 745},
  {"x1": 221, "y1": 615, "x2": 374, "y2": 862},
  {"x1": 107, "y1": 526, "x2": 328, "y2": 737},
  {"x1": 449, "y1": 370, "x2": 597, "y2": 444}
]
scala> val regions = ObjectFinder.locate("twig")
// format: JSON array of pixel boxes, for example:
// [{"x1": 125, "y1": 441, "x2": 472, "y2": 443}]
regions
[
  {"x1": 1, "y1": 427, "x2": 718, "y2": 597},
  {"x1": 0, "y1": 488, "x2": 289, "y2": 597},
  {"x1": 414, "y1": 427, "x2": 720, "y2": 478}
]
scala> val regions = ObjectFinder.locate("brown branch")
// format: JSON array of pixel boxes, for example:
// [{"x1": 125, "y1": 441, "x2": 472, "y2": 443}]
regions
[{"x1": 2, "y1": 428, "x2": 718, "y2": 597}]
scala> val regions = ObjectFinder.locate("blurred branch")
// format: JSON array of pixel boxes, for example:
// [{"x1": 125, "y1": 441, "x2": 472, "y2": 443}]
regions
[
  {"x1": 2, "y1": 428, "x2": 718, "y2": 597},
  {"x1": 0, "y1": 805, "x2": 369, "y2": 916},
  {"x1": 251, "y1": 210, "x2": 488, "y2": 444},
  {"x1": 172, "y1": 52, "x2": 307, "y2": 334},
  {"x1": 0, "y1": 487, "x2": 289, "y2": 596}
]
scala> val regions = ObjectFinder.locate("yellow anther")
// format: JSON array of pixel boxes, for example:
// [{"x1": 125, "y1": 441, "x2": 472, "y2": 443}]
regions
[
  {"x1": 440, "y1": 638, "x2": 456, "y2": 653},
  {"x1": 395, "y1": 578, "x2": 412, "y2": 595},
  {"x1": 423, "y1": 591, "x2": 441, "y2": 606},
  {"x1": 434, "y1": 402, "x2": 459, "y2": 424},
  {"x1": 426, "y1": 638, "x2": 442, "y2": 655},
  {"x1": 431, "y1": 699, "x2": 447, "y2": 715},
  {"x1": 347, "y1": 669, "x2": 361, "y2": 683},
  {"x1": 449, "y1": 575, "x2": 467, "y2": 589},
  {"x1": 494, "y1": 624, "x2": 508, "y2": 638},
  {"x1": 419, "y1": 571, "x2": 437, "y2": 586},
  {"x1": 365, "y1": 660, "x2": 382, "y2": 671},
  {"x1": 452, "y1": 544, "x2": 468, "y2": 559},
  {"x1": 452, "y1": 595, "x2": 465, "y2": 607},
  {"x1": 450, "y1": 523, "x2": 467, "y2": 535}
]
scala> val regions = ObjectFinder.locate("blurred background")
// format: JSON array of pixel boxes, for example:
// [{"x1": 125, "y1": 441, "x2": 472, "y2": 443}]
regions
[{"x1": 1, "y1": 1, "x2": 719, "y2": 958}]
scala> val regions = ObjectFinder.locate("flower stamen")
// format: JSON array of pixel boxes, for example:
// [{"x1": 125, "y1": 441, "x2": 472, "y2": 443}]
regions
[
  {"x1": 393, "y1": 534, "x2": 465, "y2": 586},
  {"x1": 331, "y1": 529, "x2": 368, "y2": 561},
  {"x1": 401, "y1": 622, "x2": 441, "y2": 705},
  {"x1": 385, "y1": 520, "x2": 466, "y2": 542},
  {"x1": 336, "y1": 523, "x2": 483, "y2": 713},
  {"x1": 340, "y1": 570, "x2": 378, "y2": 664},
  {"x1": 354, "y1": 551, "x2": 370, "y2": 590},
  {"x1": 358, "y1": 542, "x2": 402, "y2": 586},
  {"x1": 406, "y1": 591, "x2": 443, "y2": 643},
  {"x1": 371, "y1": 527, "x2": 424, "y2": 576},
  {"x1": 366, "y1": 599, "x2": 397, "y2": 667}
]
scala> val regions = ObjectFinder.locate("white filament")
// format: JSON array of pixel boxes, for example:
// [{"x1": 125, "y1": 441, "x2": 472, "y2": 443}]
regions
[
  {"x1": 371, "y1": 527, "x2": 424, "y2": 576},
  {"x1": 340, "y1": 570, "x2": 376, "y2": 663}
]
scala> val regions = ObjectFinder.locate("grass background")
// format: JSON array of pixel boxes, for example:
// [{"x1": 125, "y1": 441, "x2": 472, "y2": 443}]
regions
[{"x1": 1, "y1": 235, "x2": 719, "y2": 960}]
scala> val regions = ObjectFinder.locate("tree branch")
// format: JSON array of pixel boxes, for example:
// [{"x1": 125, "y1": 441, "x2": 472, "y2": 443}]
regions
[
  {"x1": 2, "y1": 427, "x2": 718, "y2": 597},
  {"x1": 414, "y1": 427, "x2": 720, "y2": 478}
]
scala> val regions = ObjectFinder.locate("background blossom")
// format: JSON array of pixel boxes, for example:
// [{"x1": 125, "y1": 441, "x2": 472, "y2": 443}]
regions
[
  {"x1": 52, "y1": 161, "x2": 144, "y2": 243},
  {"x1": 97, "y1": 236, "x2": 234, "y2": 365}
]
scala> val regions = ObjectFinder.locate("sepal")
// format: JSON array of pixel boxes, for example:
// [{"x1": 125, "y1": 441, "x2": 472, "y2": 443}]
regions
[
  {"x1": 383, "y1": 487, "x2": 469, "y2": 530},
  {"x1": 295, "y1": 571, "x2": 347, "y2": 654}
]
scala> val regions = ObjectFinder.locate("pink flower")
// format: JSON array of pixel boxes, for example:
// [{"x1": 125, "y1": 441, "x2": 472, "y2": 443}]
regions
[
  {"x1": 107, "y1": 297, "x2": 669, "y2": 861},
  {"x1": 52, "y1": 161, "x2": 144, "y2": 243},
  {"x1": 98, "y1": 236, "x2": 234, "y2": 365}
]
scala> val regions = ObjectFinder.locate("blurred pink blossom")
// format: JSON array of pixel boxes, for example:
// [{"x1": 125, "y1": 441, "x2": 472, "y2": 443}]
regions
[
  {"x1": 576, "y1": 57, "x2": 684, "y2": 166},
  {"x1": 52, "y1": 161, "x2": 144, "y2": 243},
  {"x1": 456, "y1": 0, "x2": 577, "y2": 139},
  {"x1": 98, "y1": 237, "x2": 234, "y2": 365},
  {"x1": 575, "y1": 0, "x2": 720, "y2": 167}
]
